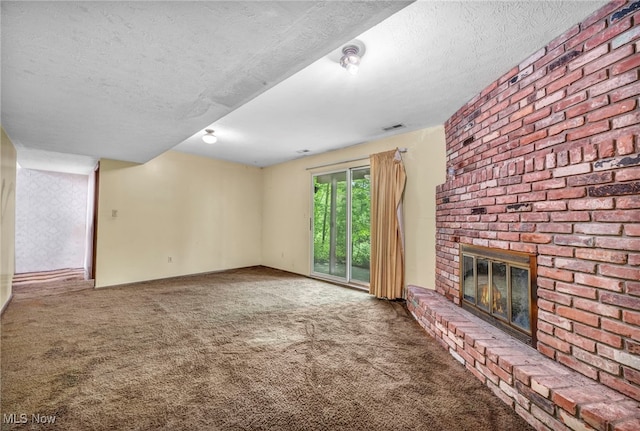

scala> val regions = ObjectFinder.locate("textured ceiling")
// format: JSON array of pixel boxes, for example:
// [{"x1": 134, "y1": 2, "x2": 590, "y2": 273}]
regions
[
  {"x1": 173, "y1": 0, "x2": 607, "y2": 166},
  {"x1": 2, "y1": 1, "x2": 607, "y2": 170},
  {"x1": 1, "y1": 0, "x2": 410, "y2": 167}
]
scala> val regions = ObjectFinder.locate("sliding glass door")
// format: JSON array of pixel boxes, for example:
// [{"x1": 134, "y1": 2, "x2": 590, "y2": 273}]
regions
[{"x1": 312, "y1": 167, "x2": 370, "y2": 285}]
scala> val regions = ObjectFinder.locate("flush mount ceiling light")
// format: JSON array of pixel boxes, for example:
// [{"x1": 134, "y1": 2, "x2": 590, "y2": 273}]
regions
[
  {"x1": 340, "y1": 42, "x2": 365, "y2": 75},
  {"x1": 202, "y1": 129, "x2": 217, "y2": 144}
]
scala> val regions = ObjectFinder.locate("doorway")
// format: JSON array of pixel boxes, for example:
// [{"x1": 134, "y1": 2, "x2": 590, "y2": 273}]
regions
[
  {"x1": 14, "y1": 165, "x2": 97, "y2": 284},
  {"x1": 311, "y1": 167, "x2": 370, "y2": 285}
]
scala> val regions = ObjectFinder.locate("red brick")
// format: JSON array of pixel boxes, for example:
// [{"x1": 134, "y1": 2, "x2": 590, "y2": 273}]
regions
[
  {"x1": 610, "y1": 81, "x2": 640, "y2": 103},
  {"x1": 554, "y1": 257, "x2": 597, "y2": 273},
  {"x1": 566, "y1": 171, "x2": 613, "y2": 187},
  {"x1": 602, "y1": 319, "x2": 640, "y2": 342},
  {"x1": 569, "y1": 44, "x2": 608, "y2": 72},
  {"x1": 556, "y1": 352, "x2": 598, "y2": 379},
  {"x1": 601, "y1": 292, "x2": 640, "y2": 311},
  {"x1": 623, "y1": 309, "x2": 640, "y2": 326},
  {"x1": 537, "y1": 289, "x2": 573, "y2": 307},
  {"x1": 566, "y1": 120, "x2": 611, "y2": 141},
  {"x1": 486, "y1": 360, "x2": 513, "y2": 385},
  {"x1": 519, "y1": 130, "x2": 547, "y2": 146},
  {"x1": 593, "y1": 210, "x2": 640, "y2": 222},
  {"x1": 556, "y1": 281, "x2": 597, "y2": 299},
  {"x1": 520, "y1": 212, "x2": 549, "y2": 223},
  {"x1": 624, "y1": 224, "x2": 640, "y2": 236},
  {"x1": 596, "y1": 238, "x2": 640, "y2": 251},
  {"x1": 520, "y1": 233, "x2": 552, "y2": 244},
  {"x1": 599, "y1": 264, "x2": 640, "y2": 280},
  {"x1": 587, "y1": 99, "x2": 637, "y2": 123},
  {"x1": 537, "y1": 343, "x2": 556, "y2": 360},
  {"x1": 531, "y1": 404, "x2": 569, "y2": 431},
  {"x1": 574, "y1": 298, "x2": 621, "y2": 319},
  {"x1": 573, "y1": 347, "x2": 621, "y2": 374},
  {"x1": 556, "y1": 306, "x2": 599, "y2": 327},
  {"x1": 547, "y1": 187, "x2": 586, "y2": 199},
  {"x1": 552, "y1": 385, "x2": 608, "y2": 415},
  {"x1": 614, "y1": 417, "x2": 640, "y2": 431},
  {"x1": 538, "y1": 309, "x2": 574, "y2": 330},
  {"x1": 510, "y1": 104, "x2": 534, "y2": 122},
  {"x1": 565, "y1": 94, "x2": 609, "y2": 118},
  {"x1": 576, "y1": 323, "x2": 623, "y2": 348},
  {"x1": 599, "y1": 140, "x2": 616, "y2": 158},
  {"x1": 537, "y1": 245, "x2": 574, "y2": 257},
  {"x1": 524, "y1": 170, "x2": 552, "y2": 183},
  {"x1": 534, "y1": 90, "x2": 565, "y2": 110},
  {"x1": 523, "y1": 178, "x2": 567, "y2": 191},
  {"x1": 582, "y1": 401, "x2": 640, "y2": 431},
  {"x1": 574, "y1": 222, "x2": 622, "y2": 235},
  {"x1": 616, "y1": 135, "x2": 635, "y2": 155},
  {"x1": 476, "y1": 361, "x2": 499, "y2": 385},
  {"x1": 612, "y1": 53, "x2": 640, "y2": 75},
  {"x1": 569, "y1": 145, "x2": 583, "y2": 164},
  {"x1": 538, "y1": 266, "x2": 573, "y2": 282},
  {"x1": 549, "y1": 117, "x2": 585, "y2": 136},
  {"x1": 575, "y1": 248, "x2": 627, "y2": 264},
  {"x1": 555, "y1": 327, "x2": 597, "y2": 352},
  {"x1": 567, "y1": 69, "x2": 608, "y2": 95},
  {"x1": 584, "y1": 43, "x2": 634, "y2": 76},
  {"x1": 576, "y1": 273, "x2": 624, "y2": 291},
  {"x1": 599, "y1": 372, "x2": 640, "y2": 402},
  {"x1": 568, "y1": 197, "x2": 614, "y2": 210},
  {"x1": 616, "y1": 167, "x2": 640, "y2": 182},
  {"x1": 590, "y1": 69, "x2": 638, "y2": 97},
  {"x1": 532, "y1": 200, "x2": 567, "y2": 211},
  {"x1": 465, "y1": 362, "x2": 486, "y2": 382},
  {"x1": 613, "y1": 111, "x2": 640, "y2": 129},
  {"x1": 583, "y1": 15, "x2": 631, "y2": 50},
  {"x1": 535, "y1": 133, "x2": 567, "y2": 152},
  {"x1": 546, "y1": 70, "x2": 583, "y2": 97},
  {"x1": 626, "y1": 281, "x2": 640, "y2": 296},
  {"x1": 553, "y1": 93, "x2": 587, "y2": 116},
  {"x1": 554, "y1": 235, "x2": 594, "y2": 247},
  {"x1": 565, "y1": 20, "x2": 601, "y2": 49}
]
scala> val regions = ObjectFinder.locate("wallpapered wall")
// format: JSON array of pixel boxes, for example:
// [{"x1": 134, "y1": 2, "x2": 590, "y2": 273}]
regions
[{"x1": 16, "y1": 168, "x2": 89, "y2": 273}]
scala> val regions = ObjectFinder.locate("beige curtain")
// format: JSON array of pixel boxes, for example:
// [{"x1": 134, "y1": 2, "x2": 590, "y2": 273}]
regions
[{"x1": 369, "y1": 149, "x2": 406, "y2": 299}]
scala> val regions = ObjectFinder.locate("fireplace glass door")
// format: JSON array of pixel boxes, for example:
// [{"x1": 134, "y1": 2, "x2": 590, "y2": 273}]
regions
[{"x1": 460, "y1": 244, "x2": 537, "y2": 345}]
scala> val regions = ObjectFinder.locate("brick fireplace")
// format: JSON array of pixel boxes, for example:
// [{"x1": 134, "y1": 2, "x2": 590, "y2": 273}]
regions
[{"x1": 411, "y1": 1, "x2": 640, "y2": 430}]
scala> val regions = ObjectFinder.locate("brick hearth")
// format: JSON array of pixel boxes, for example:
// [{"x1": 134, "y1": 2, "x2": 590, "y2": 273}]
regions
[{"x1": 408, "y1": 286, "x2": 640, "y2": 431}]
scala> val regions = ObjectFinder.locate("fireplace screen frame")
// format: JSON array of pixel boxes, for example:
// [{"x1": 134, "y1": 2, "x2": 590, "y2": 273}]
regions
[{"x1": 459, "y1": 244, "x2": 537, "y2": 346}]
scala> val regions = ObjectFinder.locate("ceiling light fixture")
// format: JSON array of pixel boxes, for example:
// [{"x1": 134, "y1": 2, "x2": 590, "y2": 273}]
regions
[
  {"x1": 340, "y1": 44, "x2": 363, "y2": 75},
  {"x1": 202, "y1": 129, "x2": 217, "y2": 144}
]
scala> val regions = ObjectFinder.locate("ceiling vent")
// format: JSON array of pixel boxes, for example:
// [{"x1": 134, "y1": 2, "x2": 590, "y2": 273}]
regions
[{"x1": 382, "y1": 123, "x2": 406, "y2": 132}]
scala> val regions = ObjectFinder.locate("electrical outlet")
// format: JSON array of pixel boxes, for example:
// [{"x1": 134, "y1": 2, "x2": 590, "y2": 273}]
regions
[{"x1": 168, "y1": 256, "x2": 172, "y2": 263}]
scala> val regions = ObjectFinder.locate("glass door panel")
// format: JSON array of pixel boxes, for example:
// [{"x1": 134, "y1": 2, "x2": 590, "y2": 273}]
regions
[
  {"x1": 313, "y1": 172, "x2": 347, "y2": 279},
  {"x1": 350, "y1": 168, "x2": 370, "y2": 284}
]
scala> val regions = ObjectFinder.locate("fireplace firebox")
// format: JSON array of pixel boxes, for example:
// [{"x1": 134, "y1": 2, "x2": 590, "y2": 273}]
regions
[{"x1": 459, "y1": 244, "x2": 537, "y2": 345}]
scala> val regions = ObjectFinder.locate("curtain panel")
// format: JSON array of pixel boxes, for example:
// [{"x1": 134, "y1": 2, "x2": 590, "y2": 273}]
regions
[{"x1": 369, "y1": 149, "x2": 406, "y2": 300}]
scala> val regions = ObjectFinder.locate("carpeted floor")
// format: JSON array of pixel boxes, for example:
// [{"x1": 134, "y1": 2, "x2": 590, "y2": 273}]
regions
[{"x1": 1, "y1": 267, "x2": 533, "y2": 430}]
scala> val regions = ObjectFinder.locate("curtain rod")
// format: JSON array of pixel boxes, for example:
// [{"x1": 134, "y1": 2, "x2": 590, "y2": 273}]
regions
[{"x1": 305, "y1": 148, "x2": 407, "y2": 171}]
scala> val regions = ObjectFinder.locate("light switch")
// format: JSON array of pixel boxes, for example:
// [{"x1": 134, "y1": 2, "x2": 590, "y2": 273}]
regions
[{"x1": 112, "y1": 209, "x2": 118, "y2": 217}]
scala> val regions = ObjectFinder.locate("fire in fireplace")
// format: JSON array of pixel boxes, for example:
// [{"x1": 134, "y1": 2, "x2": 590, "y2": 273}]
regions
[{"x1": 460, "y1": 244, "x2": 537, "y2": 345}]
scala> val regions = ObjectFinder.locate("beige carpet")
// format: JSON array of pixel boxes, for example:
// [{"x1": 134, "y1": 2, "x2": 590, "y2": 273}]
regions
[{"x1": 1, "y1": 267, "x2": 533, "y2": 430}]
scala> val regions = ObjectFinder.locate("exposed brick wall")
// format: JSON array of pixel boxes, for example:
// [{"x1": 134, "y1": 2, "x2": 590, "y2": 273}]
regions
[{"x1": 436, "y1": 0, "x2": 640, "y2": 402}]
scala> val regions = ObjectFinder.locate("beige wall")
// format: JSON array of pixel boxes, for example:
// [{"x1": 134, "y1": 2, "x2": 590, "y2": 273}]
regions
[
  {"x1": 95, "y1": 151, "x2": 262, "y2": 287},
  {"x1": 262, "y1": 125, "x2": 446, "y2": 290},
  {"x1": 1, "y1": 128, "x2": 17, "y2": 311}
]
